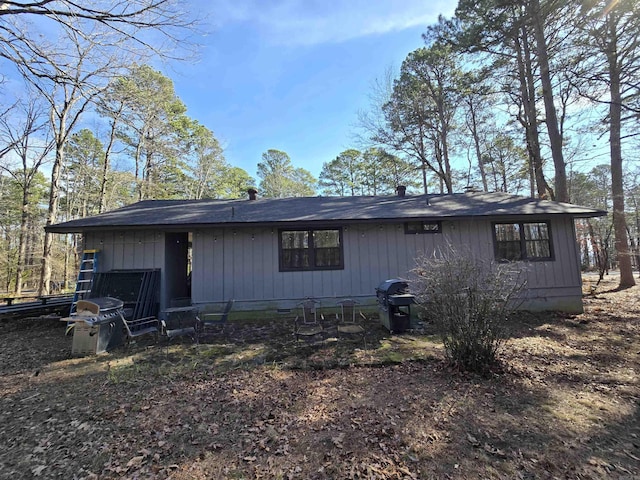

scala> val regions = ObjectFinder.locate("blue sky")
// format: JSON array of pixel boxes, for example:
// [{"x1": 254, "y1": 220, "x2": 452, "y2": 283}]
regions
[{"x1": 169, "y1": 0, "x2": 457, "y2": 181}]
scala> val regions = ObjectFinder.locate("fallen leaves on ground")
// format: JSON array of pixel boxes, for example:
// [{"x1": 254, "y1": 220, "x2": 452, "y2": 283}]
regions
[{"x1": 0, "y1": 274, "x2": 638, "y2": 479}]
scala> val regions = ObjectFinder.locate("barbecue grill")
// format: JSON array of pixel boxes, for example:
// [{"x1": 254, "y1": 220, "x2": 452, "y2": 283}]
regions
[
  {"x1": 375, "y1": 279, "x2": 415, "y2": 333},
  {"x1": 66, "y1": 297, "x2": 126, "y2": 355}
]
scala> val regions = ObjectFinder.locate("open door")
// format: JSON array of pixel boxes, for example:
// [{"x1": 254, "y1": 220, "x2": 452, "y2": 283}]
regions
[{"x1": 164, "y1": 232, "x2": 191, "y2": 306}]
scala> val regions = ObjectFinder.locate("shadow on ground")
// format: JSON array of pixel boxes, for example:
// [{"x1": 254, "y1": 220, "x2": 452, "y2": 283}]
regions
[{"x1": 0, "y1": 276, "x2": 638, "y2": 479}]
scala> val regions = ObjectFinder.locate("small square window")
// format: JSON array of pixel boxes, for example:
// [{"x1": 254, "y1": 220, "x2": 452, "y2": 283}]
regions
[{"x1": 404, "y1": 221, "x2": 441, "y2": 234}]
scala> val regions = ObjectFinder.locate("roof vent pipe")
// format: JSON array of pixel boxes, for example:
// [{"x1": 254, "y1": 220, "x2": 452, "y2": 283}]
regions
[
  {"x1": 248, "y1": 188, "x2": 258, "y2": 200},
  {"x1": 396, "y1": 185, "x2": 407, "y2": 197}
]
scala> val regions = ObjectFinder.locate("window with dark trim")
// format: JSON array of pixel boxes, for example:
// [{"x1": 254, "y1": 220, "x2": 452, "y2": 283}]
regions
[
  {"x1": 404, "y1": 221, "x2": 441, "y2": 234},
  {"x1": 493, "y1": 221, "x2": 553, "y2": 261},
  {"x1": 279, "y1": 228, "x2": 343, "y2": 271}
]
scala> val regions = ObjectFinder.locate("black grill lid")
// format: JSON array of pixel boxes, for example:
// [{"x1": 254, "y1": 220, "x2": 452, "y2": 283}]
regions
[
  {"x1": 387, "y1": 294, "x2": 415, "y2": 306},
  {"x1": 90, "y1": 296, "x2": 124, "y2": 312},
  {"x1": 376, "y1": 279, "x2": 409, "y2": 295}
]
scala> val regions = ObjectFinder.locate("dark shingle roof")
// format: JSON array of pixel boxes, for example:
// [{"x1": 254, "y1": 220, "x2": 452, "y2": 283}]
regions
[{"x1": 46, "y1": 192, "x2": 606, "y2": 233}]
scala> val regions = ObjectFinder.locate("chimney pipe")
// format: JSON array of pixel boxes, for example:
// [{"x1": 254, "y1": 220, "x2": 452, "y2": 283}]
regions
[
  {"x1": 396, "y1": 185, "x2": 407, "y2": 197},
  {"x1": 248, "y1": 188, "x2": 258, "y2": 200}
]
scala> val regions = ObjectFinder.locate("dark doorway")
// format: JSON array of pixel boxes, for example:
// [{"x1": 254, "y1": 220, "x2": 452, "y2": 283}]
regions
[{"x1": 165, "y1": 232, "x2": 190, "y2": 306}]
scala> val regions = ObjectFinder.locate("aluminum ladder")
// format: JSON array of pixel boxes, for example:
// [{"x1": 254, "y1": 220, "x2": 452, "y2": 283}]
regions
[{"x1": 69, "y1": 249, "x2": 99, "y2": 316}]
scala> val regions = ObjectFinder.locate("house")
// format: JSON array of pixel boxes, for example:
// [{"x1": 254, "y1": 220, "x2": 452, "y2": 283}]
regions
[{"x1": 47, "y1": 188, "x2": 605, "y2": 314}]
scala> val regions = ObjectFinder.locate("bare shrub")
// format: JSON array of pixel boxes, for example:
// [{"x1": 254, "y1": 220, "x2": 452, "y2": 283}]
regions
[{"x1": 409, "y1": 248, "x2": 526, "y2": 373}]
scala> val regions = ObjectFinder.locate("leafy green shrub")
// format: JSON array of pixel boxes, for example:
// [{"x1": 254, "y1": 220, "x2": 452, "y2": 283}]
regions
[{"x1": 409, "y1": 248, "x2": 525, "y2": 373}]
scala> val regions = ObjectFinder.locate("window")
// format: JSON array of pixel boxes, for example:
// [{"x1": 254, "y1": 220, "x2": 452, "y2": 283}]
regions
[
  {"x1": 404, "y1": 221, "x2": 441, "y2": 234},
  {"x1": 279, "y1": 228, "x2": 343, "y2": 271},
  {"x1": 494, "y1": 221, "x2": 553, "y2": 261}
]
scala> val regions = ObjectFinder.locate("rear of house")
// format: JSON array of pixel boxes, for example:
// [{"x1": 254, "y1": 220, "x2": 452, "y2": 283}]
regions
[{"x1": 48, "y1": 191, "x2": 605, "y2": 314}]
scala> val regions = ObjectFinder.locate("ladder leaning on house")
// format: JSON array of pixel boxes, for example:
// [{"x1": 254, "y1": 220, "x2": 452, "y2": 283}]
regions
[{"x1": 69, "y1": 249, "x2": 99, "y2": 316}]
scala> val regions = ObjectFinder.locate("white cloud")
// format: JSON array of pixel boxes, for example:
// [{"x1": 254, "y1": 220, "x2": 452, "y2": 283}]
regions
[{"x1": 207, "y1": 0, "x2": 456, "y2": 46}]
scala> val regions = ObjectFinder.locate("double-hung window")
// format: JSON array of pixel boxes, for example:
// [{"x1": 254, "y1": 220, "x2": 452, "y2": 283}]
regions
[
  {"x1": 493, "y1": 221, "x2": 553, "y2": 261},
  {"x1": 279, "y1": 228, "x2": 343, "y2": 271}
]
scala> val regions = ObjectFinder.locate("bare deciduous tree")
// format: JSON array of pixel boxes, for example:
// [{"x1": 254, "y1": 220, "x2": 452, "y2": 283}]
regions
[
  {"x1": 0, "y1": 1, "x2": 198, "y2": 61},
  {"x1": 0, "y1": 99, "x2": 54, "y2": 294},
  {"x1": 1, "y1": 1, "x2": 200, "y2": 294}
]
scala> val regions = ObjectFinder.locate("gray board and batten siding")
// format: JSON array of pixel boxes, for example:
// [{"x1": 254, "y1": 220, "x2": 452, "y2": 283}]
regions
[
  {"x1": 188, "y1": 216, "x2": 584, "y2": 312},
  {"x1": 50, "y1": 193, "x2": 605, "y2": 313}
]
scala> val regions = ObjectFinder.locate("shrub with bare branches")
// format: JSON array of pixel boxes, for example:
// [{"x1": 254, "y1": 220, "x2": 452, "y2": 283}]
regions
[{"x1": 410, "y1": 248, "x2": 526, "y2": 373}]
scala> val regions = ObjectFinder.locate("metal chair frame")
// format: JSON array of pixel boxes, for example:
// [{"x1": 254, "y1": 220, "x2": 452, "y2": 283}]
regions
[
  {"x1": 199, "y1": 299, "x2": 234, "y2": 339},
  {"x1": 294, "y1": 298, "x2": 324, "y2": 342},
  {"x1": 160, "y1": 306, "x2": 198, "y2": 347},
  {"x1": 336, "y1": 298, "x2": 366, "y2": 348}
]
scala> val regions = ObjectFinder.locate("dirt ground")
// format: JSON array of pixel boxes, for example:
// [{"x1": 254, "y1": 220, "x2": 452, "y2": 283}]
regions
[{"x1": 0, "y1": 275, "x2": 638, "y2": 479}]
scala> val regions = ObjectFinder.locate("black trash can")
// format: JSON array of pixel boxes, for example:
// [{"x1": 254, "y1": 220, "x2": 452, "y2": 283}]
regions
[
  {"x1": 375, "y1": 279, "x2": 415, "y2": 333},
  {"x1": 388, "y1": 295, "x2": 413, "y2": 333}
]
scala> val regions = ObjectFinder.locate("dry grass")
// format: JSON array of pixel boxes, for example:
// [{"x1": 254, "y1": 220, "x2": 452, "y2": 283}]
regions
[{"x1": 0, "y1": 274, "x2": 638, "y2": 479}]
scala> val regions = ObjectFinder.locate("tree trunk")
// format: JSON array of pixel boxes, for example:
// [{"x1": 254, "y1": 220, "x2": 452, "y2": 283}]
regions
[
  {"x1": 440, "y1": 127, "x2": 453, "y2": 194},
  {"x1": 99, "y1": 107, "x2": 122, "y2": 213},
  {"x1": 531, "y1": 0, "x2": 568, "y2": 202},
  {"x1": 606, "y1": 12, "x2": 635, "y2": 287},
  {"x1": 636, "y1": 209, "x2": 640, "y2": 277},
  {"x1": 467, "y1": 101, "x2": 489, "y2": 191},
  {"x1": 586, "y1": 219, "x2": 602, "y2": 271},
  {"x1": 26, "y1": 223, "x2": 35, "y2": 290},
  {"x1": 142, "y1": 148, "x2": 154, "y2": 201},
  {"x1": 39, "y1": 139, "x2": 65, "y2": 296},
  {"x1": 5, "y1": 229, "x2": 12, "y2": 292},
  {"x1": 516, "y1": 27, "x2": 553, "y2": 199},
  {"x1": 63, "y1": 234, "x2": 70, "y2": 291},
  {"x1": 528, "y1": 150, "x2": 535, "y2": 198},
  {"x1": 581, "y1": 233, "x2": 589, "y2": 269},
  {"x1": 14, "y1": 189, "x2": 29, "y2": 295}
]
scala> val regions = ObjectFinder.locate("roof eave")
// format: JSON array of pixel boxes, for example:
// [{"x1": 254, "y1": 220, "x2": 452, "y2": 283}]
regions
[{"x1": 45, "y1": 209, "x2": 607, "y2": 234}]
